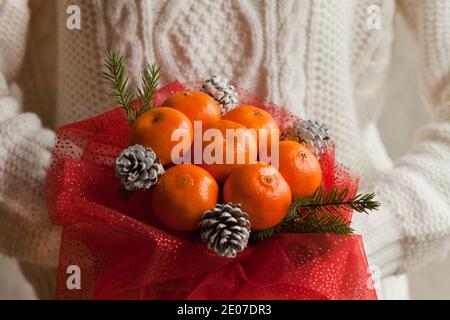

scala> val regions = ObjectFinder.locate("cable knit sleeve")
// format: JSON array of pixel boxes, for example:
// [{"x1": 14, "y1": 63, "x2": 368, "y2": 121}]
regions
[
  {"x1": 354, "y1": 0, "x2": 450, "y2": 277},
  {"x1": 0, "y1": 0, "x2": 60, "y2": 268}
]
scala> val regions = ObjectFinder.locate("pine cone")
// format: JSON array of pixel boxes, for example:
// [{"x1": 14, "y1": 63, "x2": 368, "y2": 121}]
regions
[
  {"x1": 115, "y1": 145, "x2": 164, "y2": 191},
  {"x1": 202, "y1": 75, "x2": 239, "y2": 114},
  {"x1": 282, "y1": 120, "x2": 331, "y2": 158},
  {"x1": 199, "y1": 203, "x2": 251, "y2": 258}
]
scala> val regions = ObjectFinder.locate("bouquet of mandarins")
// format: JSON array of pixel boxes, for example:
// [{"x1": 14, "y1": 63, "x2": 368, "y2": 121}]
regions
[{"x1": 47, "y1": 52, "x2": 379, "y2": 300}]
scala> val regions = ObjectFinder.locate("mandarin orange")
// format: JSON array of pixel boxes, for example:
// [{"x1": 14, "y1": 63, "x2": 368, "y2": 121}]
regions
[
  {"x1": 278, "y1": 140, "x2": 322, "y2": 198},
  {"x1": 151, "y1": 164, "x2": 219, "y2": 232},
  {"x1": 198, "y1": 119, "x2": 258, "y2": 184},
  {"x1": 223, "y1": 105, "x2": 279, "y2": 155},
  {"x1": 223, "y1": 163, "x2": 292, "y2": 230},
  {"x1": 162, "y1": 91, "x2": 221, "y2": 124},
  {"x1": 129, "y1": 107, "x2": 193, "y2": 165}
]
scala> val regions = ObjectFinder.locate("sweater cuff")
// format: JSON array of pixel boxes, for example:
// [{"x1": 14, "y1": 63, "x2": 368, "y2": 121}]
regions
[
  {"x1": 351, "y1": 184, "x2": 406, "y2": 277},
  {"x1": 358, "y1": 212, "x2": 405, "y2": 276},
  {"x1": 0, "y1": 112, "x2": 61, "y2": 267}
]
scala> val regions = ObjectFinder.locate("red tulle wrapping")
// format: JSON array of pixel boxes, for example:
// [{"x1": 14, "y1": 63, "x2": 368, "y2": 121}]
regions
[{"x1": 47, "y1": 81, "x2": 376, "y2": 300}]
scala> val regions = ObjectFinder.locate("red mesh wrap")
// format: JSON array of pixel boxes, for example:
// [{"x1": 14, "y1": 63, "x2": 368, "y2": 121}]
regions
[{"x1": 46, "y1": 81, "x2": 377, "y2": 300}]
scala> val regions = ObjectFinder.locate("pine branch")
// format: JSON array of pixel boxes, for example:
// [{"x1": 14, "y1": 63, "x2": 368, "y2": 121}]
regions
[
  {"x1": 299, "y1": 186, "x2": 381, "y2": 215},
  {"x1": 250, "y1": 226, "x2": 277, "y2": 242},
  {"x1": 251, "y1": 186, "x2": 380, "y2": 242},
  {"x1": 103, "y1": 51, "x2": 136, "y2": 124},
  {"x1": 103, "y1": 51, "x2": 160, "y2": 124},
  {"x1": 136, "y1": 63, "x2": 160, "y2": 119},
  {"x1": 281, "y1": 209, "x2": 354, "y2": 235}
]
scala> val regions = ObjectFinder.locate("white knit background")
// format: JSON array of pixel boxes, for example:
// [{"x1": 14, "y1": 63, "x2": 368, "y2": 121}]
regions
[
  {"x1": 0, "y1": 10, "x2": 449, "y2": 300},
  {"x1": 379, "y1": 18, "x2": 450, "y2": 300}
]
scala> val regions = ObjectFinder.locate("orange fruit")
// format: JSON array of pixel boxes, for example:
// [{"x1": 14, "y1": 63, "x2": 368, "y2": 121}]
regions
[
  {"x1": 223, "y1": 163, "x2": 292, "y2": 230},
  {"x1": 162, "y1": 91, "x2": 221, "y2": 124},
  {"x1": 223, "y1": 105, "x2": 279, "y2": 156},
  {"x1": 151, "y1": 164, "x2": 219, "y2": 232},
  {"x1": 198, "y1": 119, "x2": 258, "y2": 184},
  {"x1": 278, "y1": 140, "x2": 322, "y2": 198},
  {"x1": 129, "y1": 107, "x2": 193, "y2": 165}
]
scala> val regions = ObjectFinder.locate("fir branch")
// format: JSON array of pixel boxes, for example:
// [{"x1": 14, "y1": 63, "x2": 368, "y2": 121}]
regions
[
  {"x1": 302, "y1": 216, "x2": 354, "y2": 234},
  {"x1": 136, "y1": 63, "x2": 160, "y2": 119},
  {"x1": 251, "y1": 186, "x2": 380, "y2": 242},
  {"x1": 281, "y1": 209, "x2": 354, "y2": 235},
  {"x1": 103, "y1": 51, "x2": 136, "y2": 124},
  {"x1": 298, "y1": 186, "x2": 381, "y2": 216},
  {"x1": 250, "y1": 226, "x2": 277, "y2": 242}
]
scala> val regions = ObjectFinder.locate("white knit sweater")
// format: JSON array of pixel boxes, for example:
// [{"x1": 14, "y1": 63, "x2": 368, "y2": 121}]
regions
[{"x1": 1, "y1": 0, "x2": 450, "y2": 299}]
